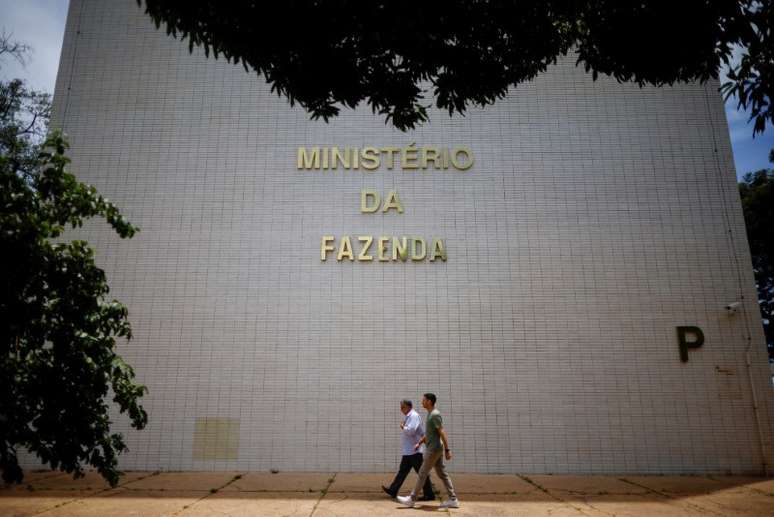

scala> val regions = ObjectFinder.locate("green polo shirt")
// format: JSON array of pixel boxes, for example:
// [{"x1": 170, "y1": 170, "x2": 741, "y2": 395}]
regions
[{"x1": 425, "y1": 409, "x2": 443, "y2": 451}]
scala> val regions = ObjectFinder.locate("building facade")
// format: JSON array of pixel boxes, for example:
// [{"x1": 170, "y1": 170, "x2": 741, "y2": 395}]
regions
[{"x1": 47, "y1": 0, "x2": 774, "y2": 474}]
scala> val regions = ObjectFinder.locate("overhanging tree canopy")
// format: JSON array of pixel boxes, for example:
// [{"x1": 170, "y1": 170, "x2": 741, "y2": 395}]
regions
[
  {"x1": 139, "y1": 0, "x2": 772, "y2": 133},
  {"x1": 1, "y1": 35, "x2": 147, "y2": 487}
]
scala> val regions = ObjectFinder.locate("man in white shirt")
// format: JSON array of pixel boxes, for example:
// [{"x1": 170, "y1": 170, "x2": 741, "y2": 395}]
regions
[{"x1": 382, "y1": 400, "x2": 435, "y2": 500}]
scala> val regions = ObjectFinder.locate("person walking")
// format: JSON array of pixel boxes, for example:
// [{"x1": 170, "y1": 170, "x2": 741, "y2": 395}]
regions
[
  {"x1": 382, "y1": 400, "x2": 435, "y2": 500},
  {"x1": 397, "y1": 393, "x2": 460, "y2": 509}
]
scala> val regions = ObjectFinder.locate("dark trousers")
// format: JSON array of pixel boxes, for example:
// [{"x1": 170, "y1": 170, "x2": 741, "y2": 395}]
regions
[{"x1": 387, "y1": 453, "x2": 435, "y2": 497}]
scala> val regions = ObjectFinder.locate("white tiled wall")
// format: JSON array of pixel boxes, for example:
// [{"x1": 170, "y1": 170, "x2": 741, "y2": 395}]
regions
[{"x1": 46, "y1": 0, "x2": 774, "y2": 474}]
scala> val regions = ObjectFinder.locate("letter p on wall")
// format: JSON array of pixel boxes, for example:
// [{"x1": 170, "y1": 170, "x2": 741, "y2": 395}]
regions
[{"x1": 676, "y1": 326, "x2": 704, "y2": 362}]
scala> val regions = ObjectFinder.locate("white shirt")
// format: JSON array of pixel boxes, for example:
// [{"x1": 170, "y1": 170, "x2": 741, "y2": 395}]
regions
[{"x1": 401, "y1": 409, "x2": 426, "y2": 456}]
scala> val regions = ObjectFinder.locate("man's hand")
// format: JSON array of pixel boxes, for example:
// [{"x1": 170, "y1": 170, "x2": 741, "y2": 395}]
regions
[
  {"x1": 414, "y1": 442, "x2": 421, "y2": 451},
  {"x1": 439, "y1": 428, "x2": 452, "y2": 461}
]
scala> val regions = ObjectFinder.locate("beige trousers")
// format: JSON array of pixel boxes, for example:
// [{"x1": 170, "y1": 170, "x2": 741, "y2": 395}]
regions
[{"x1": 411, "y1": 448, "x2": 457, "y2": 500}]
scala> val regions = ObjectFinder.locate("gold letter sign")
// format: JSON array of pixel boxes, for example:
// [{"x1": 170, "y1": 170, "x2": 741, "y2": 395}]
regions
[{"x1": 307, "y1": 145, "x2": 471, "y2": 263}]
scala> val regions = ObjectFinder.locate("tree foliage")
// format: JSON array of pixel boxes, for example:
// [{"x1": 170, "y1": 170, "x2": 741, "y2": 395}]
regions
[
  {"x1": 722, "y1": 3, "x2": 774, "y2": 136},
  {"x1": 1, "y1": 35, "x2": 147, "y2": 487},
  {"x1": 139, "y1": 0, "x2": 772, "y2": 133},
  {"x1": 739, "y1": 166, "x2": 774, "y2": 364},
  {"x1": 0, "y1": 34, "x2": 50, "y2": 177}
]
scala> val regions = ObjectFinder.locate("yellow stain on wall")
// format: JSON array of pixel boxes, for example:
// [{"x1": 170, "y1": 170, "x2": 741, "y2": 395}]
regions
[{"x1": 193, "y1": 418, "x2": 240, "y2": 460}]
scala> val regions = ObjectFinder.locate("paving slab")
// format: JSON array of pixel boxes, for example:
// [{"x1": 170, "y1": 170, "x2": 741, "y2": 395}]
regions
[
  {"x1": 331, "y1": 472, "x2": 536, "y2": 497},
  {"x1": 621, "y1": 475, "x2": 740, "y2": 496},
  {"x1": 680, "y1": 485, "x2": 774, "y2": 517},
  {"x1": 517, "y1": 476, "x2": 693, "y2": 517},
  {"x1": 2, "y1": 477, "x2": 63, "y2": 493},
  {"x1": 315, "y1": 492, "x2": 596, "y2": 517},
  {"x1": 19, "y1": 471, "x2": 149, "y2": 492},
  {"x1": 3, "y1": 472, "x2": 68, "y2": 493},
  {"x1": 580, "y1": 494, "x2": 709, "y2": 517},
  {"x1": 738, "y1": 476, "x2": 774, "y2": 495},
  {"x1": 456, "y1": 492, "x2": 598, "y2": 516},
  {"x1": 120, "y1": 471, "x2": 239, "y2": 491},
  {"x1": 451, "y1": 474, "x2": 535, "y2": 495},
  {"x1": 314, "y1": 492, "x2": 440, "y2": 517},
  {"x1": 451, "y1": 498, "x2": 599, "y2": 517},
  {"x1": 179, "y1": 491, "x2": 318, "y2": 516},
  {"x1": 222, "y1": 472, "x2": 331, "y2": 492},
  {"x1": 0, "y1": 490, "x2": 81, "y2": 517},
  {"x1": 1, "y1": 471, "x2": 772, "y2": 516},
  {"x1": 620, "y1": 475, "x2": 774, "y2": 516},
  {"x1": 330, "y1": 473, "x2": 396, "y2": 493},
  {"x1": 14, "y1": 471, "x2": 69, "y2": 485},
  {"x1": 38, "y1": 488, "x2": 203, "y2": 517},
  {"x1": 525, "y1": 475, "x2": 646, "y2": 498}
]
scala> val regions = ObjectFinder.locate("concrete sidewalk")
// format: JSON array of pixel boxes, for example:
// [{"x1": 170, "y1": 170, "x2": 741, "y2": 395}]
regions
[{"x1": 1, "y1": 471, "x2": 773, "y2": 516}]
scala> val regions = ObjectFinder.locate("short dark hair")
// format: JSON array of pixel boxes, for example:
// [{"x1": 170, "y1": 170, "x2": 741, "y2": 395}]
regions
[
  {"x1": 423, "y1": 393, "x2": 437, "y2": 405},
  {"x1": 401, "y1": 399, "x2": 412, "y2": 408}
]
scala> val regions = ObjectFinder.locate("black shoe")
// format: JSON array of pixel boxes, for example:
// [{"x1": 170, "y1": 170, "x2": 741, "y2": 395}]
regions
[
  {"x1": 417, "y1": 494, "x2": 435, "y2": 501},
  {"x1": 382, "y1": 485, "x2": 397, "y2": 498}
]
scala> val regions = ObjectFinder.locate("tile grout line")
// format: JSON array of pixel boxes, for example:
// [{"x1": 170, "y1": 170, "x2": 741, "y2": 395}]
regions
[
  {"x1": 309, "y1": 472, "x2": 337, "y2": 517},
  {"x1": 170, "y1": 473, "x2": 245, "y2": 517},
  {"x1": 516, "y1": 475, "x2": 596, "y2": 516}
]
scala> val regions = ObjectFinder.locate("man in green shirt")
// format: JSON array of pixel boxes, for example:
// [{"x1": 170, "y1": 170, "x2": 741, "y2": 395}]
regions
[{"x1": 397, "y1": 393, "x2": 460, "y2": 509}]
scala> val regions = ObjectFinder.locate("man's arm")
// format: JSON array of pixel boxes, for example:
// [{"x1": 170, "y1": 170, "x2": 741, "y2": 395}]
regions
[
  {"x1": 413, "y1": 435, "x2": 426, "y2": 451},
  {"x1": 402, "y1": 412, "x2": 420, "y2": 434},
  {"x1": 439, "y1": 427, "x2": 452, "y2": 460}
]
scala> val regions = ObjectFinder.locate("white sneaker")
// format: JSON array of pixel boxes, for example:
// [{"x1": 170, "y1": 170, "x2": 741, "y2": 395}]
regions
[
  {"x1": 396, "y1": 495, "x2": 415, "y2": 507},
  {"x1": 439, "y1": 498, "x2": 460, "y2": 509}
]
